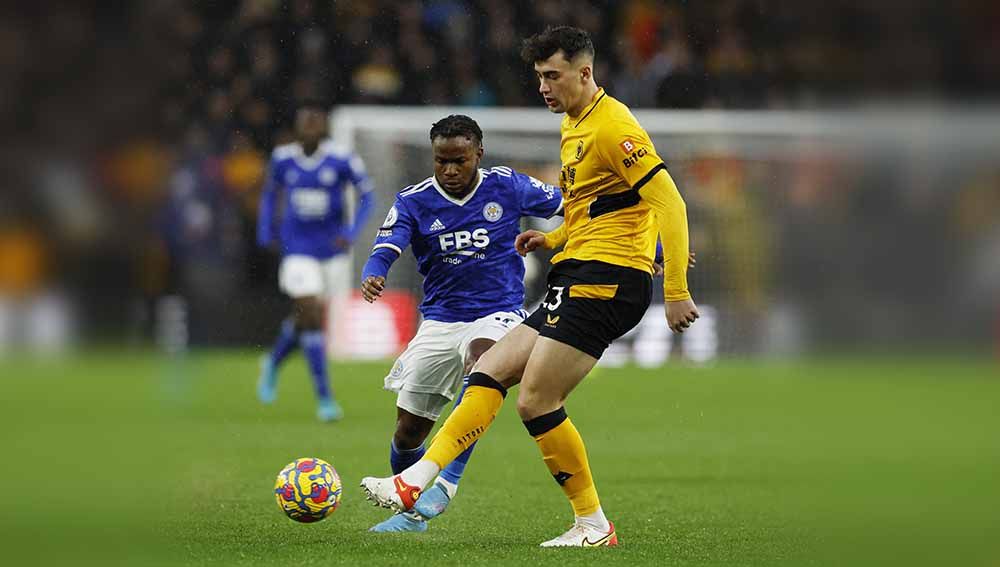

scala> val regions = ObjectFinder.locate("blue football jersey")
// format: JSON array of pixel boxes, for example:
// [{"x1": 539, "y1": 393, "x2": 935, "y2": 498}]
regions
[
  {"x1": 365, "y1": 166, "x2": 562, "y2": 323},
  {"x1": 257, "y1": 140, "x2": 375, "y2": 259}
]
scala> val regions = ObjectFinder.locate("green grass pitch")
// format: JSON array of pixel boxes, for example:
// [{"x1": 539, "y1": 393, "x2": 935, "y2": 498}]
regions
[{"x1": 1, "y1": 351, "x2": 997, "y2": 566}]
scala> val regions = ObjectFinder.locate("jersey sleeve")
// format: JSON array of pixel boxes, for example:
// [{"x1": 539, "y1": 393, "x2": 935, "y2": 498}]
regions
[
  {"x1": 346, "y1": 153, "x2": 374, "y2": 194},
  {"x1": 255, "y1": 156, "x2": 284, "y2": 247},
  {"x1": 369, "y1": 197, "x2": 416, "y2": 257},
  {"x1": 512, "y1": 170, "x2": 563, "y2": 218},
  {"x1": 344, "y1": 154, "x2": 375, "y2": 242},
  {"x1": 595, "y1": 118, "x2": 665, "y2": 190}
]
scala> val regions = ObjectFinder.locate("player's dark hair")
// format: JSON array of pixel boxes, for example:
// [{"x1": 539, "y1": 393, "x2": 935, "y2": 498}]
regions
[
  {"x1": 520, "y1": 26, "x2": 595, "y2": 64},
  {"x1": 429, "y1": 114, "x2": 483, "y2": 146}
]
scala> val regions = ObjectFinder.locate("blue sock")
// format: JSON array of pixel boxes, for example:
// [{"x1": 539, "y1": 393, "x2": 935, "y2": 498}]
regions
[
  {"x1": 439, "y1": 376, "x2": 476, "y2": 485},
  {"x1": 269, "y1": 318, "x2": 298, "y2": 368},
  {"x1": 300, "y1": 331, "x2": 331, "y2": 401},
  {"x1": 390, "y1": 439, "x2": 426, "y2": 474}
]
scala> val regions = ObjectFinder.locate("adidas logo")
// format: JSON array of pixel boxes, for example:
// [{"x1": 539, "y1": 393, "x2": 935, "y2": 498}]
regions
[{"x1": 429, "y1": 218, "x2": 446, "y2": 232}]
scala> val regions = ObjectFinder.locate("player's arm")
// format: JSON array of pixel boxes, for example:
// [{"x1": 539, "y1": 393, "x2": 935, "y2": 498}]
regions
[
  {"x1": 360, "y1": 200, "x2": 414, "y2": 303},
  {"x1": 598, "y1": 120, "x2": 698, "y2": 332},
  {"x1": 256, "y1": 160, "x2": 282, "y2": 251},
  {"x1": 341, "y1": 154, "x2": 376, "y2": 246},
  {"x1": 638, "y1": 167, "x2": 699, "y2": 332},
  {"x1": 652, "y1": 233, "x2": 697, "y2": 276},
  {"x1": 511, "y1": 170, "x2": 566, "y2": 255}
]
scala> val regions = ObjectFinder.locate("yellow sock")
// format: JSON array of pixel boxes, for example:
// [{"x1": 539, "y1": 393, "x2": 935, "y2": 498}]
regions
[
  {"x1": 424, "y1": 382, "x2": 504, "y2": 469},
  {"x1": 529, "y1": 412, "x2": 600, "y2": 516}
]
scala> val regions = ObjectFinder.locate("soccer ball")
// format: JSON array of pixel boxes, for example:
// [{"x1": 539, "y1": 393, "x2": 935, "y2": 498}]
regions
[{"x1": 274, "y1": 457, "x2": 342, "y2": 523}]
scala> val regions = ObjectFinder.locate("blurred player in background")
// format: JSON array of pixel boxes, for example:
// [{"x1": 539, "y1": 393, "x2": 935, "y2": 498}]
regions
[
  {"x1": 256, "y1": 100, "x2": 376, "y2": 422},
  {"x1": 360, "y1": 114, "x2": 562, "y2": 532},
  {"x1": 361, "y1": 26, "x2": 698, "y2": 547}
]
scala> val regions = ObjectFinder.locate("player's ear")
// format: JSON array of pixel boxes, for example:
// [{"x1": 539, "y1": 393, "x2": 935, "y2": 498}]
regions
[
  {"x1": 476, "y1": 145, "x2": 484, "y2": 159},
  {"x1": 579, "y1": 63, "x2": 592, "y2": 83}
]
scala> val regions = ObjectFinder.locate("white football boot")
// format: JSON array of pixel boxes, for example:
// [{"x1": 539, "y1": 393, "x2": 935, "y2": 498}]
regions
[
  {"x1": 360, "y1": 475, "x2": 422, "y2": 513},
  {"x1": 539, "y1": 520, "x2": 618, "y2": 547}
]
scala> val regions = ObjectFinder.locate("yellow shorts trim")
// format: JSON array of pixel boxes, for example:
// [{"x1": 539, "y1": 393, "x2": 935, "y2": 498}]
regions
[{"x1": 568, "y1": 284, "x2": 619, "y2": 300}]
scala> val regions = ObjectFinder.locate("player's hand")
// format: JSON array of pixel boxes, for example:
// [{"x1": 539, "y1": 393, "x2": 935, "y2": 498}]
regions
[
  {"x1": 334, "y1": 235, "x2": 352, "y2": 250},
  {"x1": 361, "y1": 276, "x2": 385, "y2": 303},
  {"x1": 688, "y1": 251, "x2": 697, "y2": 269},
  {"x1": 515, "y1": 230, "x2": 547, "y2": 256},
  {"x1": 666, "y1": 298, "x2": 699, "y2": 333}
]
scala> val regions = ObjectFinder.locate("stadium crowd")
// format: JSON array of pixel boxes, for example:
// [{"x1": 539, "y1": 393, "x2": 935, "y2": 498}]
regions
[{"x1": 0, "y1": 0, "x2": 997, "y2": 350}]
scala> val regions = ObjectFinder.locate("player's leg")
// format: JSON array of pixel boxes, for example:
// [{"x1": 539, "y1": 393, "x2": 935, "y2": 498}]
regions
[
  {"x1": 259, "y1": 255, "x2": 313, "y2": 403},
  {"x1": 258, "y1": 315, "x2": 298, "y2": 403},
  {"x1": 370, "y1": 396, "x2": 449, "y2": 533},
  {"x1": 518, "y1": 338, "x2": 617, "y2": 546},
  {"x1": 370, "y1": 319, "x2": 464, "y2": 528},
  {"x1": 361, "y1": 323, "x2": 536, "y2": 511},
  {"x1": 522, "y1": 262, "x2": 652, "y2": 547},
  {"x1": 294, "y1": 294, "x2": 341, "y2": 421},
  {"x1": 391, "y1": 405, "x2": 434, "y2": 473},
  {"x1": 382, "y1": 319, "x2": 464, "y2": 473},
  {"x1": 412, "y1": 334, "x2": 498, "y2": 520}
]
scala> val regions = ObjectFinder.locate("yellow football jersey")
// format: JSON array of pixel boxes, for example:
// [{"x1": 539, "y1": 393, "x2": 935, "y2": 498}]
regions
[{"x1": 551, "y1": 88, "x2": 667, "y2": 274}]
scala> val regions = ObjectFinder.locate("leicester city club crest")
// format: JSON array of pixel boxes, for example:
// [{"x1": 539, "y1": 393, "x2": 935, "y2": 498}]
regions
[{"x1": 483, "y1": 202, "x2": 503, "y2": 222}]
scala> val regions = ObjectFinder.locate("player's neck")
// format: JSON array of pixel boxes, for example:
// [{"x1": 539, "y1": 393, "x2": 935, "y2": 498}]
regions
[
  {"x1": 567, "y1": 83, "x2": 601, "y2": 118},
  {"x1": 300, "y1": 140, "x2": 320, "y2": 156},
  {"x1": 436, "y1": 170, "x2": 480, "y2": 199}
]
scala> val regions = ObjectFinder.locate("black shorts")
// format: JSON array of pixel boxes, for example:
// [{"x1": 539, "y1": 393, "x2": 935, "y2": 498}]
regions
[{"x1": 524, "y1": 259, "x2": 653, "y2": 359}]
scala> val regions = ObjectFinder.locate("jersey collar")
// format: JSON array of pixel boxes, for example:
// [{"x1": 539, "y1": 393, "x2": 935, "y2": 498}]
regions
[
  {"x1": 571, "y1": 87, "x2": 606, "y2": 128},
  {"x1": 431, "y1": 170, "x2": 483, "y2": 206},
  {"x1": 291, "y1": 140, "x2": 330, "y2": 170}
]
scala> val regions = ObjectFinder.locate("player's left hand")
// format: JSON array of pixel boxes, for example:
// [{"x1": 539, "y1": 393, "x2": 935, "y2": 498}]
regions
[
  {"x1": 361, "y1": 276, "x2": 385, "y2": 303},
  {"x1": 666, "y1": 298, "x2": 699, "y2": 333}
]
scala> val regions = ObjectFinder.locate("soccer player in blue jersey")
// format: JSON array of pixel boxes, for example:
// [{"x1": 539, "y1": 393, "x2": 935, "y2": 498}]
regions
[
  {"x1": 256, "y1": 100, "x2": 376, "y2": 422},
  {"x1": 359, "y1": 115, "x2": 562, "y2": 532}
]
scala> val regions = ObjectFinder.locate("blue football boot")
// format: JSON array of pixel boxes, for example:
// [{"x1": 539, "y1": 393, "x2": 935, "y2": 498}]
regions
[
  {"x1": 369, "y1": 511, "x2": 428, "y2": 533},
  {"x1": 316, "y1": 398, "x2": 344, "y2": 422},
  {"x1": 411, "y1": 482, "x2": 452, "y2": 520}
]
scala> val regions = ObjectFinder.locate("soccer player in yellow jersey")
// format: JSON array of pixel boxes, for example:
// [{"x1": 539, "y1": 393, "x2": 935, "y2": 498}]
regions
[{"x1": 361, "y1": 26, "x2": 699, "y2": 547}]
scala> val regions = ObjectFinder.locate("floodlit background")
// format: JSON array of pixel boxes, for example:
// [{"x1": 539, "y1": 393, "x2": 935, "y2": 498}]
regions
[{"x1": 0, "y1": 2, "x2": 997, "y2": 566}]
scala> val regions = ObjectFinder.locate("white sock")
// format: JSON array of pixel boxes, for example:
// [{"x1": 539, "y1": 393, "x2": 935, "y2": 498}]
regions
[
  {"x1": 399, "y1": 459, "x2": 440, "y2": 489},
  {"x1": 576, "y1": 506, "x2": 610, "y2": 532},
  {"x1": 433, "y1": 476, "x2": 458, "y2": 499}
]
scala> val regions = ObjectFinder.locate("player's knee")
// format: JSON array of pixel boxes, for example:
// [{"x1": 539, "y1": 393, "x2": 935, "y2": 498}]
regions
[
  {"x1": 515, "y1": 387, "x2": 561, "y2": 421},
  {"x1": 293, "y1": 300, "x2": 323, "y2": 331}
]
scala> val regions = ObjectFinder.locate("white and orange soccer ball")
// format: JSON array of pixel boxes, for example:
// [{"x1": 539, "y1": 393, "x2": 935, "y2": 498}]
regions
[{"x1": 274, "y1": 457, "x2": 342, "y2": 523}]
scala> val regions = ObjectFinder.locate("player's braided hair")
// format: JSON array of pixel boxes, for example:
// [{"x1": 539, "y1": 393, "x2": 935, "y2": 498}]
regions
[
  {"x1": 429, "y1": 114, "x2": 483, "y2": 146},
  {"x1": 520, "y1": 25, "x2": 595, "y2": 64}
]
